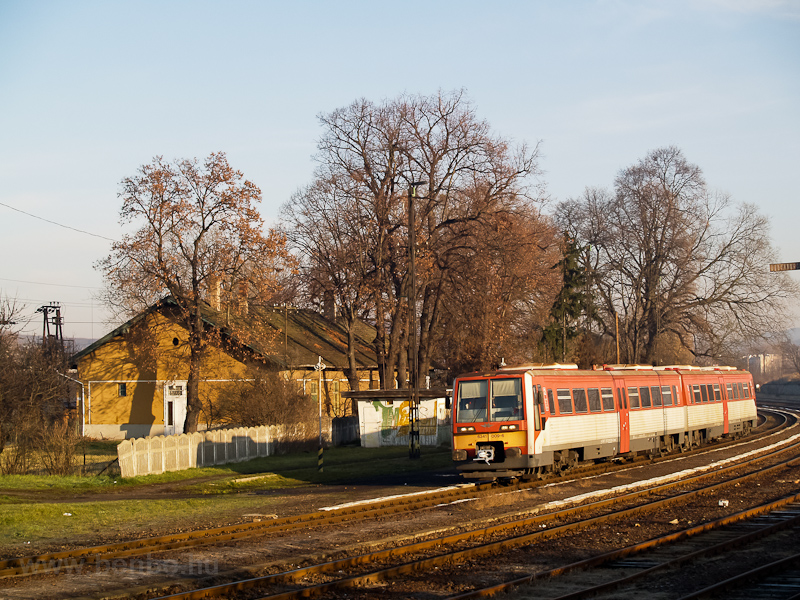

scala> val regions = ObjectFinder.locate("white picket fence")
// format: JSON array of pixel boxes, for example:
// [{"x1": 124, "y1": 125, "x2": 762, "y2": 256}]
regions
[{"x1": 117, "y1": 422, "x2": 327, "y2": 478}]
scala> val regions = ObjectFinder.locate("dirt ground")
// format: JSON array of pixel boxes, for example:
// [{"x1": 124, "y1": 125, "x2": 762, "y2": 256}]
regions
[{"x1": 3, "y1": 427, "x2": 799, "y2": 600}]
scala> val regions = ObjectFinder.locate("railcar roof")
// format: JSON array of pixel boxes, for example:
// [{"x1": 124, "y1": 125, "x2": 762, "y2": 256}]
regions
[{"x1": 455, "y1": 365, "x2": 750, "y2": 379}]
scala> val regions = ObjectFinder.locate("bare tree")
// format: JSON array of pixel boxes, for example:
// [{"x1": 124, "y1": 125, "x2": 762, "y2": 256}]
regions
[
  {"x1": 288, "y1": 91, "x2": 546, "y2": 387},
  {"x1": 283, "y1": 179, "x2": 376, "y2": 391},
  {"x1": 557, "y1": 147, "x2": 798, "y2": 364},
  {"x1": 97, "y1": 153, "x2": 293, "y2": 432},
  {"x1": 436, "y1": 208, "x2": 561, "y2": 374}
]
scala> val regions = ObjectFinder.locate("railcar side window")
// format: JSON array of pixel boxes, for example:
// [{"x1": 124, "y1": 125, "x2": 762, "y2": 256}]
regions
[
  {"x1": 713, "y1": 384, "x2": 721, "y2": 402},
  {"x1": 743, "y1": 383, "x2": 751, "y2": 398},
  {"x1": 490, "y1": 379, "x2": 523, "y2": 422},
  {"x1": 700, "y1": 385, "x2": 709, "y2": 403},
  {"x1": 587, "y1": 388, "x2": 602, "y2": 412},
  {"x1": 672, "y1": 385, "x2": 679, "y2": 405},
  {"x1": 640, "y1": 386, "x2": 652, "y2": 408},
  {"x1": 456, "y1": 380, "x2": 488, "y2": 422},
  {"x1": 738, "y1": 382, "x2": 745, "y2": 399},
  {"x1": 726, "y1": 383, "x2": 733, "y2": 400},
  {"x1": 732, "y1": 383, "x2": 740, "y2": 400},
  {"x1": 557, "y1": 389, "x2": 573, "y2": 414},
  {"x1": 573, "y1": 388, "x2": 588, "y2": 413},
  {"x1": 651, "y1": 386, "x2": 662, "y2": 407},
  {"x1": 547, "y1": 389, "x2": 555, "y2": 414},
  {"x1": 601, "y1": 388, "x2": 615, "y2": 411},
  {"x1": 628, "y1": 387, "x2": 640, "y2": 409},
  {"x1": 662, "y1": 386, "x2": 673, "y2": 406},
  {"x1": 536, "y1": 385, "x2": 546, "y2": 412},
  {"x1": 693, "y1": 385, "x2": 702, "y2": 404}
]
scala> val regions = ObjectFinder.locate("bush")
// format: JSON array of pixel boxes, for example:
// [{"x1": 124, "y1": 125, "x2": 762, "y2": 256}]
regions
[{"x1": 218, "y1": 371, "x2": 315, "y2": 428}]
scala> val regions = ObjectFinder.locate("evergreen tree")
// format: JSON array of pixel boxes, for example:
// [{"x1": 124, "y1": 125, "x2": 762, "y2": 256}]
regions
[{"x1": 542, "y1": 235, "x2": 587, "y2": 362}]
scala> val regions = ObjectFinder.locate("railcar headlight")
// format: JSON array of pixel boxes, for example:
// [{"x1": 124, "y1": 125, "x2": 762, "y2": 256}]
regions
[
  {"x1": 458, "y1": 426, "x2": 476, "y2": 432},
  {"x1": 500, "y1": 424, "x2": 518, "y2": 431},
  {"x1": 452, "y1": 449, "x2": 468, "y2": 461},
  {"x1": 506, "y1": 447, "x2": 521, "y2": 458}
]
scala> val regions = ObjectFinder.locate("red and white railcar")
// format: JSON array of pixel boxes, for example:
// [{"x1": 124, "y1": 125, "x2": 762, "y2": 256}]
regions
[{"x1": 451, "y1": 364, "x2": 757, "y2": 479}]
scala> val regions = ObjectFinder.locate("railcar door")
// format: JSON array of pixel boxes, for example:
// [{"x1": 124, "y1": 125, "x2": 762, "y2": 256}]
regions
[
  {"x1": 613, "y1": 377, "x2": 630, "y2": 453},
  {"x1": 718, "y1": 375, "x2": 729, "y2": 434}
]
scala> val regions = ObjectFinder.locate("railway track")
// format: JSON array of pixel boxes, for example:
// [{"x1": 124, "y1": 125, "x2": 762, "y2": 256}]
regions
[
  {"x1": 457, "y1": 496, "x2": 800, "y2": 599},
  {"x1": 0, "y1": 407, "x2": 793, "y2": 600},
  {"x1": 2, "y1": 408, "x2": 787, "y2": 584},
  {"x1": 116, "y1": 409, "x2": 800, "y2": 599}
]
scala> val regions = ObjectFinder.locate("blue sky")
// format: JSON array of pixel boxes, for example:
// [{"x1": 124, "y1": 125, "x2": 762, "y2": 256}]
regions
[{"x1": 1, "y1": 0, "x2": 799, "y2": 339}]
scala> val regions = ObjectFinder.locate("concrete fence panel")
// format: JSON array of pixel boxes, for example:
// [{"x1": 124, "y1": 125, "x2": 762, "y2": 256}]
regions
[
  {"x1": 133, "y1": 437, "x2": 150, "y2": 475},
  {"x1": 118, "y1": 439, "x2": 134, "y2": 477},
  {"x1": 164, "y1": 436, "x2": 178, "y2": 472},
  {"x1": 118, "y1": 425, "x2": 282, "y2": 477},
  {"x1": 150, "y1": 436, "x2": 164, "y2": 475}
]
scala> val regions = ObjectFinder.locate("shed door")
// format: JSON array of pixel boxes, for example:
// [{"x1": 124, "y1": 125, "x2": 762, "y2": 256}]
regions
[{"x1": 164, "y1": 381, "x2": 187, "y2": 436}]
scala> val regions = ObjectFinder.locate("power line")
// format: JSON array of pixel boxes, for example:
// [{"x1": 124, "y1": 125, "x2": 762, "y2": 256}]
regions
[
  {"x1": 0, "y1": 277, "x2": 102, "y2": 290},
  {"x1": 0, "y1": 201, "x2": 117, "y2": 242},
  {"x1": 10, "y1": 298, "x2": 98, "y2": 308}
]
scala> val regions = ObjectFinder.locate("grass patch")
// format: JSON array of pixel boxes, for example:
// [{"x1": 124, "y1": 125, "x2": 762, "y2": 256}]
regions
[
  {"x1": 0, "y1": 445, "x2": 456, "y2": 555},
  {"x1": 0, "y1": 446, "x2": 455, "y2": 496},
  {"x1": 0, "y1": 495, "x2": 281, "y2": 551}
]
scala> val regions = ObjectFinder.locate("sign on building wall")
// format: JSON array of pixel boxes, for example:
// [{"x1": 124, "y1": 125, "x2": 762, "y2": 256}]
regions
[{"x1": 358, "y1": 399, "x2": 450, "y2": 448}]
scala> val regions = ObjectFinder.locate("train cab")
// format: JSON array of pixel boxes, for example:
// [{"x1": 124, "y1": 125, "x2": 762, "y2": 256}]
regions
[{"x1": 451, "y1": 367, "x2": 546, "y2": 479}]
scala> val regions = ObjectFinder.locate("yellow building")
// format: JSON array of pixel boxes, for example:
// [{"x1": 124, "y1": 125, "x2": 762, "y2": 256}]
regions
[{"x1": 70, "y1": 297, "x2": 378, "y2": 439}]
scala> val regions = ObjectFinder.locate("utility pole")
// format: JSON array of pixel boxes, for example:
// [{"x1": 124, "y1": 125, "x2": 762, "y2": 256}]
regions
[
  {"x1": 407, "y1": 180, "x2": 426, "y2": 459},
  {"x1": 37, "y1": 302, "x2": 64, "y2": 354}
]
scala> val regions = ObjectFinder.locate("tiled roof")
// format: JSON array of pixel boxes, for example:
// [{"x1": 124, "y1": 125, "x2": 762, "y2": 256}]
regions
[{"x1": 71, "y1": 297, "x2": 377, "y2": 371}]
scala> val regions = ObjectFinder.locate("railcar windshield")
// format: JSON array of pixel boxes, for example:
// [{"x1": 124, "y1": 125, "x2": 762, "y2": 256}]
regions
[{"x1": 455, "y1": 378, "x2": 523, "y2": 423}]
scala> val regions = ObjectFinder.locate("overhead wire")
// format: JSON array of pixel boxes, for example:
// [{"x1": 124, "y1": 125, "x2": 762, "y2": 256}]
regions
[{"x1": 0, "y1": 200, "x2": 117, "y2": 242}]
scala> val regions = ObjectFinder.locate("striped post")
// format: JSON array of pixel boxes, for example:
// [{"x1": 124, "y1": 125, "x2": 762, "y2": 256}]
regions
[{"x1": 318, "y1": 445, "x2": 324, "y2": 472}]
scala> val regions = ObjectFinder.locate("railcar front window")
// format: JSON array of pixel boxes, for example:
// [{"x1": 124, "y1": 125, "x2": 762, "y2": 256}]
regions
[
  {"x1": 456, "y1": 380, "x2": 488, "y2": 422},
  {"x1": 490, "y1": 379, "x2": 523, "y2": 421}
]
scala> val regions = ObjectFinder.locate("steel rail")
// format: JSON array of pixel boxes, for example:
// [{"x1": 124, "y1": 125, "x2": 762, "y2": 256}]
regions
[
  {"x1": 0, "y1": 481, "x2": 492, "y2": 578},
  {"x1": 448, "y1": 494, "x2": 800, "y2": 599},
  {"x1": 2, "y1": 408, "x2": 788, "y2": 582},
  {"x1": 676, "y1": 553, "x2": 800, "y2": 600},
  {"x1": 147, "y1": 419, "x2": 800, "y2": 600}
]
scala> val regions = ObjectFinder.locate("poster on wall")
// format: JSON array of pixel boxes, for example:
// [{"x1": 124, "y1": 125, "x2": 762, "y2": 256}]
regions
[{"x1": 358, "y1": 398, "x2": 450, "y2": 448}]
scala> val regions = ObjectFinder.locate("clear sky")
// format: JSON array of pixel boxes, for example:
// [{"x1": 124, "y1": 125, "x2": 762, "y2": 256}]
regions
[{"x1": 1, "y1": 0, "x2": 798, "y2": 340}]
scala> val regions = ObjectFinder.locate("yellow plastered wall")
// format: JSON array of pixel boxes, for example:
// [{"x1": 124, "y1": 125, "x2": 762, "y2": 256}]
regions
[
  {"x1": 77, "y1": 312, "x2": 249, "y2": 427},
  {"x1": 293, "y1": 368, "x2": 376, "y2": 417}
]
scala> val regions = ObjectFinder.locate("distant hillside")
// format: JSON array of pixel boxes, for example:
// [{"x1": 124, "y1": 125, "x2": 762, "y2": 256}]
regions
[
  {"x1": 789, "y1": 328, "x2": 800, "y2": 345},
  {"x1": 18, "y1": 335, "x2": 96, "y2": 352}
]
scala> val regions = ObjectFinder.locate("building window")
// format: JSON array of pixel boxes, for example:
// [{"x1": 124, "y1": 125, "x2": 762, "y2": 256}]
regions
[
  {"x1": 331, "y1": 380, "x2": 341, "y2": 413},
  {"x1": 309, "y1": 381, "x2": 318, "y2": 403},
  {"x1": 119, "y1": 383, "x2": 127, "y2": 397}
]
